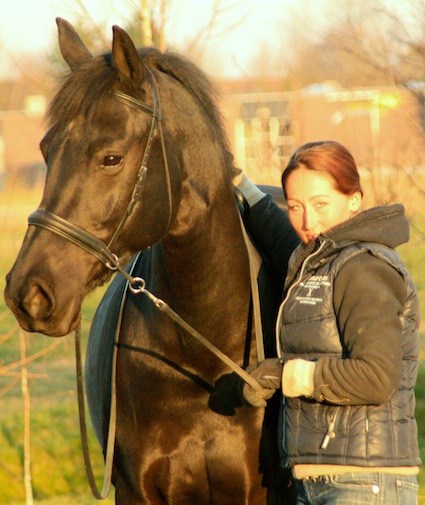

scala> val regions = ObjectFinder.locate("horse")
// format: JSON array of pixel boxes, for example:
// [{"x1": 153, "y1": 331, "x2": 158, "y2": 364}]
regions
[{"x1": 4, "y1": 18, "x2": 296, "y2": 505}]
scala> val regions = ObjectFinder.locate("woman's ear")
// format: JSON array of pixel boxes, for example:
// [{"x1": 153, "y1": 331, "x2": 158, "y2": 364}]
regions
[{"x1": 350, "y1": 191, "x2": 362, "y2": 213}]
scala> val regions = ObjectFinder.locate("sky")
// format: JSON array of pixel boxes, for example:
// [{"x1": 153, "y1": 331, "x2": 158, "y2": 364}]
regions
[
  {"x1": 0, "y1": 0, "x2": 413, "y2": 79},
  {"x1": 0, "y1": 0, "x2": 333, "y2": 78}
]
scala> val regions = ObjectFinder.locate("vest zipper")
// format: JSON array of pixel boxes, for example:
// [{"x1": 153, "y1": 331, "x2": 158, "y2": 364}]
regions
[{"x1": 275, "y1": 240, "x2": 327, "y2": 357}]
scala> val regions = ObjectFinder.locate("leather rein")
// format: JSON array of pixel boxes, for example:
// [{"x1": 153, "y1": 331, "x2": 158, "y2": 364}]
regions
[{"x1": 27, "y1": 69, "x2": 263, "y2": 499}]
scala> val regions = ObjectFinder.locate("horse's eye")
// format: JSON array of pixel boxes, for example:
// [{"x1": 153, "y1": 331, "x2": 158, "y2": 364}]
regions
[{"x1": 101, "y1": 155, "x2": 123, "y2": 168}]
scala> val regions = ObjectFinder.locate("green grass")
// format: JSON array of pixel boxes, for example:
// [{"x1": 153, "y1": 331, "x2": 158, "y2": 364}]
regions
[
  {"x1": 0, "y1": 187, "x2": 114, "y2": 503},
  {"x1": 0, "y1": 330, "x2": 115, "y2": 504},
  {"x1": 1, "y1": 186, "x2": 425, "y2": 503}
]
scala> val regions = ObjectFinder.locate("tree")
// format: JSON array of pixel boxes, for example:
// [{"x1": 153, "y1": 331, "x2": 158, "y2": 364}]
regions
[{"x1": 0, "y1": 322, "x2": 61, "y2": 503}]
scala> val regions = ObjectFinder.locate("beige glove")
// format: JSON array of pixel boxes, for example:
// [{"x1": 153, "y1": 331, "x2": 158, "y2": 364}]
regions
[
  {"x1": 282, "y1": 359, "x2": 315, "y2": 398},
  {"x1": 242, "y1": 358, "x2": 283, "y2": 407}
]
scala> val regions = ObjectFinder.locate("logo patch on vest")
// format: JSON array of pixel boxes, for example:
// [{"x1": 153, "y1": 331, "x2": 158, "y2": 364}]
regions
[{"x1": 296, "y1": 275, "x2": 330, "y2": 305}]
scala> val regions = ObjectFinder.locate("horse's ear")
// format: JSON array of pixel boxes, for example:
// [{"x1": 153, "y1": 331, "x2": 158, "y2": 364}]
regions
[
  {"x1": 112, "y1": 26, "x2": 145, "y2": 87},
  {"x1": 56, "y1": 17, "x2": 93, "y2": 70}
]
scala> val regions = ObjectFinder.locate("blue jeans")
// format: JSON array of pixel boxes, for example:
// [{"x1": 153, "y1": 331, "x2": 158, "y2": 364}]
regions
[{"x1": 295, "y1": 472, "x2": 418, "y2": 505}]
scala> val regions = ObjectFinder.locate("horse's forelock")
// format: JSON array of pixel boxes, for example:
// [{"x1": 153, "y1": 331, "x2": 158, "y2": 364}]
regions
[{"x1": 47, "y1": 56, "x2": 116, "y2": 129}]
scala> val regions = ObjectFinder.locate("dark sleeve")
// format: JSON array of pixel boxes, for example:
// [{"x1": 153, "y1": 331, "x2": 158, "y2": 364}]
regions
[
  {"x1": 312, "y1": 253, "x2": 406, "y2": 405},
  {"x1": 244, "y1": 194, "x2": 300, "y2": 278}
]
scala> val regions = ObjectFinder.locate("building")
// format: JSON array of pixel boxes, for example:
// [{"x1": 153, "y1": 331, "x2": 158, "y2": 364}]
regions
[
  {"x1": 1, "y1": 81, "x2": 424, "y2": 190},
  {"x1": 0, "y1": 95, "x2": 46, "y2": 189},
  {"x1": 223, "y1": 82, "x2": 425, "y2": 185}
]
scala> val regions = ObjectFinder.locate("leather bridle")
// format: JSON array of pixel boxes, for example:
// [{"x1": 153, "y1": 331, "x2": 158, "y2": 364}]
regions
[
  {"x1": 27, "y1": 66, "x2": 262, "y2": 384},
  {"x1": 28, "y1": 67, "x2": 172, "y2": 271}
]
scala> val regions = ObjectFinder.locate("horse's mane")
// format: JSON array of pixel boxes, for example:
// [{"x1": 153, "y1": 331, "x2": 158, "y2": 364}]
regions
[{"x1": 47, "y1": 47, "x2": 237, "y2": 176}]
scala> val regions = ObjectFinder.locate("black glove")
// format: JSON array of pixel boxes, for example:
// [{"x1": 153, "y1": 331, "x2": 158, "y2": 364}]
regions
[{"x1": 242, "y1": 358, "x2": 283, "y2": 407}]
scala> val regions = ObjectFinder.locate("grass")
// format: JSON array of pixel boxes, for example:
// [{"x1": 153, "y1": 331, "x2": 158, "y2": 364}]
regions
[
  {"x1": 0, "y1": 319, "x2": 115, "y2": 504},
  {"x1": 0, "y1": 184, "x2": 425, "y2": 504},
  {"x1": 0, "y1": 185, "x2": 114, "y2": 503}
]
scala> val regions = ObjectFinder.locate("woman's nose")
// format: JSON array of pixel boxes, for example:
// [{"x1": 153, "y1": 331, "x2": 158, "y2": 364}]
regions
[{"x1": 303, "y1": 209, "x2": 316, "y2": 230}]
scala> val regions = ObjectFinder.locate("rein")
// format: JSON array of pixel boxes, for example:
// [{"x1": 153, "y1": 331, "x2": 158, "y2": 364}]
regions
[
  {"x1": 28, "y1": 69, "x2": 264, "y2": 499},
  {"x1": 28, "y1": 208, "x2": 263, "y2": 387},
  {"x1": 28, "y1": 66, "x2": 262, "y2": 387}
]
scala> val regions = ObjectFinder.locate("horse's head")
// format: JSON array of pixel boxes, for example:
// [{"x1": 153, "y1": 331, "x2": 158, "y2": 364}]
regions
[{"x1": 4, "y1": 19, "x2": 195, "y2": 336}]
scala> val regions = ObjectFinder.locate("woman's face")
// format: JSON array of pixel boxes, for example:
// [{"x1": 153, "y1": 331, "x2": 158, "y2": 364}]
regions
[{"x1": 285, "y1": 167, "x2": 361, "y2": 244}]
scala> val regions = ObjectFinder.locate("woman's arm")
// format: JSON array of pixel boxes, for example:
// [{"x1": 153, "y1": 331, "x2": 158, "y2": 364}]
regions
[
  {"x1": 312, "y1": 253, "x2": 407, "y2": 405},
  {"x1": 236, "y1": 174, "x2": 300, "y2": 277}
]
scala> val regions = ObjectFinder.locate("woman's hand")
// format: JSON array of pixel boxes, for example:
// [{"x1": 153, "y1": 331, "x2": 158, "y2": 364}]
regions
[{"x1": 242, "y1": 358, "x2": 283, "y2": 407}]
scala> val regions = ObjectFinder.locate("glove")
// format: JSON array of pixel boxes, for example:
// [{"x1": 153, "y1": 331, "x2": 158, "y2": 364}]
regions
[
  {"x1": 282, "y1": 359, "x2": 315, "y2": 398},
  {"x1": 242, "y1": 358, "x2": 283, "y2": 407}
]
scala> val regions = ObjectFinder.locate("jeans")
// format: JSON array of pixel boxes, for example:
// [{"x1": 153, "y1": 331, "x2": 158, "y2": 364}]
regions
[{"x1": 295, "y1": 472, "x2": 418, "y2": 505}]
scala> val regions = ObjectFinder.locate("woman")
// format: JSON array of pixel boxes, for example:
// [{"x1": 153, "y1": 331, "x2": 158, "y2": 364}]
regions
[{"x1": 236, "y1": 141, "x2": 421, "y2": 504}]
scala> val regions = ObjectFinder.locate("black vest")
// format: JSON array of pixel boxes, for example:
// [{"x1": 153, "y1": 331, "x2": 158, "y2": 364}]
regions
[{"x1": 277, "y1": 242, "x2": 421, "y2": 467}]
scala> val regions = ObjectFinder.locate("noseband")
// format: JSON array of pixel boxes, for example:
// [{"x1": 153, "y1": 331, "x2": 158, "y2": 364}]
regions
[{"x1": 28, "y1": 68, "x2": 171, "y2": 271}]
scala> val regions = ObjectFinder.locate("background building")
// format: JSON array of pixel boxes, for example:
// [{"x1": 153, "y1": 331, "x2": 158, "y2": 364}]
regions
[{"x1": 224, "y1": 82, "x2": 425, "y2": 186}]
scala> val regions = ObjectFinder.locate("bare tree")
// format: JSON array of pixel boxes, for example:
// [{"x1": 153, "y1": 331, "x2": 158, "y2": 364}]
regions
[
  {"x1": 241, "y1": 1, "x2": 425, "y2": 237},
  {"x1": 122, "y1": 0, "x2": 250, "y2": 71},
  {"x1": 139, "y1": 0, "x2": 153, "y2": 46},
  {"x1": 0, "y1": 328, "x2": 60, "y2": 502}
]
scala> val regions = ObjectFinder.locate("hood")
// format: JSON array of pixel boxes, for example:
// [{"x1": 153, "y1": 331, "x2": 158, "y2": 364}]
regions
[
  {"x1": 285, "y1": 204, "x2": 409, "y2": 288},
  {"x1": 323, "y1": 203, "x2": 409, "y2": 249}
]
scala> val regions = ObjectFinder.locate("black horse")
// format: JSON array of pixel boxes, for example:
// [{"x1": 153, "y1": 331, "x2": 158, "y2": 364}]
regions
[{"x1": 4, "y1": 19, "x2": 295, "y2": 504}]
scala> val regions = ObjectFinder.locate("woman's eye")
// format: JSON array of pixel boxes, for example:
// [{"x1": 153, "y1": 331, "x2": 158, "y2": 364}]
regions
[
  {"x1": 289, "y1": 204, "x2": 302, "y2": 212},
  {"x1": 101, "y1": 155, "x2": 123, "y2": 168},
  {"x1": 315, "y1": 201, "x2": 328, "y2": 209}
]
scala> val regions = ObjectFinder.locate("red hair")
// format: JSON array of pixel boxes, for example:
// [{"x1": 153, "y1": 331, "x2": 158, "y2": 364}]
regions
[{"x1": 281, "y1": 141, "x2": 363, "y2": 198}]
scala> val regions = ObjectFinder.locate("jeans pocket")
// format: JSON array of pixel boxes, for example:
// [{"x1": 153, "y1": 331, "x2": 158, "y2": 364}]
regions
[
  {"x1": 329, "y1": 473, "x2": 377, "y2": 489},
  {"x1": 299, "y1": 473, "x2": 381, "y2": 505},
  {"x1": 396, "y1": 477, "x2": 418, "y2": 505}
]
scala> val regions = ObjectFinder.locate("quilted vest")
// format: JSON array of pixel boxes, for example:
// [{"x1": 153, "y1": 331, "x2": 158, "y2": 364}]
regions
[{"x1": 277, "y1": 241, "x2": 421, "y2": 468}]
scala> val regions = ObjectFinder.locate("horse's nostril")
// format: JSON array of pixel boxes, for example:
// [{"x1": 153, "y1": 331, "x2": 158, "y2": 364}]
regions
[{"x1": 22, "y1": 284, "x2": 53, "y2": 320}]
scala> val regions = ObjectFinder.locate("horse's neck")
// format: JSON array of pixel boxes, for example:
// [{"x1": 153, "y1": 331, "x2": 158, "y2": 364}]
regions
[
  {"x1": 129, "y1": 182, "x2": 254, "y2": 366},
  {"x1": 156, "y1": 184, "x2": 251, "y2": 325}
]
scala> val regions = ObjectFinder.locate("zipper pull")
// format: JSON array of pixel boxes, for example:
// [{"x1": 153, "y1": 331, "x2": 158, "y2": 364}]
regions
[
  {"x1": 320, "y1": 427, "x2": 335, "y2": 449},
  {"x1": 320, "y1": 413, "x2": 337, "y2": 449}
]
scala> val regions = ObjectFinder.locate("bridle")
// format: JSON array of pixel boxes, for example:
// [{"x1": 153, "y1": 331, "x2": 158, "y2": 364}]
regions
[
  {"x1": 26, "y1": 67, "x2": 264, "y2": 499},
  {"x1": 27, "y1": 66, "x2": 262, "y2": 383},
  {"x1": 28, "y1": 68, "x2": 172, "y2": 270}
]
